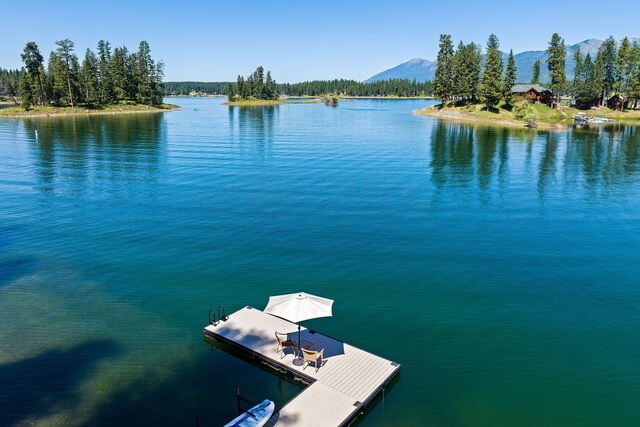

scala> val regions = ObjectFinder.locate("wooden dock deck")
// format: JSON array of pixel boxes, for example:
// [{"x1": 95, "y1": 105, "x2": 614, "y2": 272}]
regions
[{"x1": 203, "y1": 306, "x2": 400, "y2": 426}]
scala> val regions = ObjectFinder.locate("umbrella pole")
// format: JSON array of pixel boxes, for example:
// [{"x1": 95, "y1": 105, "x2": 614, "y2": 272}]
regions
[{"x1": 297, "y1": 324, "x2": 301, "y2": 359}]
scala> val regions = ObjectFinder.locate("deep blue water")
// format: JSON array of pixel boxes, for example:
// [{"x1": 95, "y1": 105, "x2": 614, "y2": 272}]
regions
[{"x1": 0, "y1": 97, "x2": 639, "y2": 426}]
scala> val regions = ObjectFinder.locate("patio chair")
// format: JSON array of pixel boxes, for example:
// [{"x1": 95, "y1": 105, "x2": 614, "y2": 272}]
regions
[
  {"x1": 301, "y1": 348, "x2": 324, "y2": 372},
  {"x1": 275, "y1": 332, "x2": 297, "y2": 359}
]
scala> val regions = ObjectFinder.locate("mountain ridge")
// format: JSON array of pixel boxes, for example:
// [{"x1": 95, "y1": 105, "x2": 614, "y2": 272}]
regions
[{"x1": 364, "y1": 38, "x2": 640, "y2": 84}]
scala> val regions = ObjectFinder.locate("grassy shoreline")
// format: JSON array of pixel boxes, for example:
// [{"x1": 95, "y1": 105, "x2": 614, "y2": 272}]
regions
[
  {"x1": 413, "y1": 102, "x2": 640, "y2": 129},
  {"x1": 0, "y1": 103, "x2": 180, "y2": 118}
]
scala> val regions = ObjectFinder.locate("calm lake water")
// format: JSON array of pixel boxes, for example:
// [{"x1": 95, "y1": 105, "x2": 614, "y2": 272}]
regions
[{"x1": 1, "y1": 98, "x2": 639, "y2": 426}]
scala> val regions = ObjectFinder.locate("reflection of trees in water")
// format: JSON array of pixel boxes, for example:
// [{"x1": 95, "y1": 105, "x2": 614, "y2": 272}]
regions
[
  {"x1": 229, "y1": 106, "x2": 277, "y2": 161},
  {"x1": 497, "y1": 128, "x2": 510, "y2": 189},
  {"x1": 430, "y1": 123, "x2": 510, "y2": 200},
  {"x1": 430, "y1": 122, "x2": 474, "y2": 188},
  {"x1": 22, "y1": 113, "x2": 166, "y2": 193},
  {"x1": 538, "y1": 131, "x2": 559, "y2": 198},
  {"x1": 565, "y1": 124, "x2": 640, "y2": 195},
  {"x1": 430, "y1": 121, "x2": 640, "y2": 199},
  {"x1": 476, "y1": 128, "x2": 499, "y2": 192}
]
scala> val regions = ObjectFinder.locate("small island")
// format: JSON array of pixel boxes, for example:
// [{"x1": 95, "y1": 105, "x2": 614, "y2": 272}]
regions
[
  {"x1": 223, "y1": 66, "x2": 283, "y2": 106},
  {"x1": 0, "y1": 39, "x2": 178, "y2": 117}
]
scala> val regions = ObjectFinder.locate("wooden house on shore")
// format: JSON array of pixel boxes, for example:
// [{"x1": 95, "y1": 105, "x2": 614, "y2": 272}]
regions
[
  {"x1": 511, "y1": 84, "x2": 553, "y2": 106},
  {"x1": 607, "y1": 94, "x2": 628, "y2": 110}
]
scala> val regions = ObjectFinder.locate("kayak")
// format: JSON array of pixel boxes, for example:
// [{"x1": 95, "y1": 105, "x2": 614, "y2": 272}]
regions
[{"x1": 223, "y1": 399, "x2": 275, "y2": 427}]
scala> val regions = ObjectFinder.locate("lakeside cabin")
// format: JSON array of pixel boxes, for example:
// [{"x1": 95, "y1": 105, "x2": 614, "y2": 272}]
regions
[
  {"x1": 511, "y1": 84, "x2": 553, "y2": 106},
  {"x1": 607, "y1": 94, "x2": 628, "y2": 110}
]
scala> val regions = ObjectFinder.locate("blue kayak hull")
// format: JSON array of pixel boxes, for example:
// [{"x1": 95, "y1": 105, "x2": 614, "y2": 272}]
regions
[{"x1": 224, "y1": 399, "x2": 275, "y2": 427}]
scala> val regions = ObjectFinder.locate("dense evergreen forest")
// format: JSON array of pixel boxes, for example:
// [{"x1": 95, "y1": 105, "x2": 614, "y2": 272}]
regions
[
  {"x1": 164, "y1": 81, "x2": 229, "y2": 95},
  {"x1": 278, "y1": 79, "x2": 433, "y2": 97},
  {"x1": 434, "y1": 33, "x2": 640, "y2": 110},
  {"x1": 0, "y1": 68, "x2": 20, "y2": 102},
  {"x1": 165, "y1": 78, "x2": 433, "y2": 97},
  {"x1": 4, "y1": 39, "x2": 165, "y2": 109}
]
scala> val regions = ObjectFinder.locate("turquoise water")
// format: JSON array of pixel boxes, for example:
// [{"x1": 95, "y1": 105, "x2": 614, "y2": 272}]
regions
[{"x1": 1, "y1": 98, "x2": 639, "y2": 426}]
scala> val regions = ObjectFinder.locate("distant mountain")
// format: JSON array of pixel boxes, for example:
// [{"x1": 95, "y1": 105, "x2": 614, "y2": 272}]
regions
[
  {"x1": 363, "y1": 58, "x2": 436, "y2": 83},
  {"x1": 365, "y1": 38, "x2": 640, "y2": 84}
]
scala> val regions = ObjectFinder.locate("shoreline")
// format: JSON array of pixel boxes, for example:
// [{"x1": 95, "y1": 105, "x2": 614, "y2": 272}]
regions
[
  {"x1": 169, "y1": 94, "x2": 434, "y2": 101},
  {"x1": 0, "y1": 103, "x2": 180, "y2": 119},
  {"x1": 414, "y1": 104, "x2": 640, "y2": 130},
  {"x1": 412, "y1": 107, "x2": 553, "y2": 129}
]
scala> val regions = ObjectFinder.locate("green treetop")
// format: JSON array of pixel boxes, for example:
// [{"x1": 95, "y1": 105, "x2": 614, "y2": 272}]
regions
[
  {"x1": 531, "y1": 59, "x2": 541, "y2": 84},
  {"x1": 600, "y1": 36, "x2": 618, "y2": 101},
  {"x1": 82, "y1": 49, "x2": 99, "y2": 103},
  {"x1": 54, "y1": 39, "x2": 79, "y2": 107},
  {"x1": 433, "y1": 34, "x2": 454, "y2": 104},
  {"x1": 593, "y1": 50, "x2": 605, "y2": 104},
  {"x1": 18, "y1": 69, "x2": 34, "y2": 109},
  {"x1": 227, "y1": 83, "x2": 234, "y2": 100},
  {"x1": 479, "y1": 34, "x2": 503, "y2": 110},
  {"x1": 572, "y1": 48, "x2": 584, "y2": 99},
  {"x1": 21, "y1": 42, "x2": 46, "y2": 106},
  {"x1": 503, "y1": 49, "x2": 517, "y2": 106},
  {"x1": 546, "y1": 33, "x2": 566, "y2": 106}
]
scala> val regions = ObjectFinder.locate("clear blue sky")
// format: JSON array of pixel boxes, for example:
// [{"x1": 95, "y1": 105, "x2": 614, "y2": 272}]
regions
[{"x1": 2, "y1": 0, "x2": 639, "y2": 82}]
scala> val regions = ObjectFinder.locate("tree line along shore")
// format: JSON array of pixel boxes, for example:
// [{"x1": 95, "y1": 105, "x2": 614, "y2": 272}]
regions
[
  {"x1": 164, "y1": 78, "x2": 434, "y2": 98},
  {"x1": 0, "y1": 39, "x2": 176, "y2": 117},
  {"x1": 415, "y1": 33, "x2": 640, "y2": 128},
  {"x1": 4, "y1": 33, "x2": 640, "y2": 125}
]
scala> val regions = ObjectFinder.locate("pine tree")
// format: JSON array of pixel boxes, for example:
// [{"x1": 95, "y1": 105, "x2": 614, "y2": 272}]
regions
[
  {"x1": 236, "y1": 75, "x2": 244, "y2": 100},
  {"x1": 151, "y1": 61, "x2": 165, "y2": 105},
  {"x1": 629, "y1": 65, "x2": 640, "y2": 110},
  {"x1": 18, "y1": 69, "x2": 34, "y2": 109},
  {"x1": 615, "y1": 37, "x2": 630, "y2": 95},
  {"x1": 593, "y1": 50, "x2": 605, "y2": 106},
  {"x1": 503, "y1": 50, "x2": 517, "y2": 106},
  {"x1": 628, "y1": 44, "x2": 640, "y2": 109},
  {"x1": 134, "y1": 41, "x2": 155, "y2": 105},
  {"x1": 227, "y1": 83, "x2": 235, "y2": 101},
  {"x1": 48, "y1": 52, "x2": 67, "y2": 106},
  {"x1": 546, "y1": 33, "x2": 566, "y2": 107},
  {"x1": 531, "y1": 59, "x2": 541, "y2": 84},
  {"x1": 265, "y1": 71, "x2": 276, "y2": 100},
  {"x1": 97, "y1": 40, "x2": 115, "y2": 105},
  {"x1": 572, "y1": 48, "x2": 584, "y2": 99},
  {"x1": 580, "y1": 53, "x2": 600, "y2": 108},
  {"x1": 600, "y1": 36, "x2": 617, "y2": 104},
  {"x1": 111, "y1": 47, "x2": 129, "y2": 101},
  {"x1": 0, "y1": 68, "x2": 20, "y2": 103},
  {"x1": 82, "y1": 49, "x2": 99, "y2": 104},
  {"x1": 451, "y1": 41, "x2": 481, "y2": 102},
  {"x1": 433, "y1": 34, "x2": 454, "y2": 104},
  {"x1": 256, "y1": 66, "x2": 265, "y2": 98},
  {"x1": 452, "y1": 41, "x2": 465, "y2": 100},
  {"x1": 479, "y1": 34, "x2": 503, "y2": 110},
  {"x1": 21, "y1": 42, "x2": 46, "y2": 106},
  {"x1": 462, "y1": 43, "x2": 481, "y2": 102},
  {"x1": 54, "y1": 39, "x2": 78, "y2": 107}
]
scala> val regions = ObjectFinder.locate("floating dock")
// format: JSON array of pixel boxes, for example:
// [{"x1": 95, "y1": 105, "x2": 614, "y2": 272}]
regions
[{"x1": 203, "y1": 306, "x2": 400, "y2": 426}]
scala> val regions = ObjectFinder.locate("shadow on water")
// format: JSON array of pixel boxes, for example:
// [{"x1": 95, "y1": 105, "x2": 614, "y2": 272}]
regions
[
  {"x1": 429, "y1": 121, "x2": 640, "y2": 200},
  {"x1": 0, "y1": 339, "x2": 121, "y2": 426},
  {"x1": 80, "y1": 330, "x2": 303, "y2": 427},
  {"x1": 21, "y1": 114, "x2": 166, "y2": 193}
]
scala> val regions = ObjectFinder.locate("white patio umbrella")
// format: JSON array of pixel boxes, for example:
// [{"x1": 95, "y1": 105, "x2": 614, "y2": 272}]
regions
[{"x1": 264, "y1": 292, "x2": 333, "y2": 358}]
